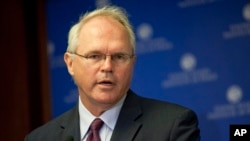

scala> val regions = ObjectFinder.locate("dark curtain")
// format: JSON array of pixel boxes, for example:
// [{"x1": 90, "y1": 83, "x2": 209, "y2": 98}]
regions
[{"x1": 0, "y1": 0, "x2": 51, "y2": 140}]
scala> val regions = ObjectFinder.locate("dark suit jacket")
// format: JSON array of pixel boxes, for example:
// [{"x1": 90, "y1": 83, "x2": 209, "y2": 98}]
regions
[{"x1": 25, "y1": 90, "x2": 200, "y2": 141}]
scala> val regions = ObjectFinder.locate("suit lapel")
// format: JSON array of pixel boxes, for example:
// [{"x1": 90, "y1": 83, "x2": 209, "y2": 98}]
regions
[
  {"x1": 111, "y1": 90, "x2": 143, "y2": 141},
  {"x1": 59, "y1": 105, "x2": 81, "y2": 141}
]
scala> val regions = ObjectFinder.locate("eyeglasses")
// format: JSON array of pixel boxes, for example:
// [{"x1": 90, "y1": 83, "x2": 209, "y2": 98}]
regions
[{"x1": 72, "y1": 52, "x2": 134, "y2": 65}]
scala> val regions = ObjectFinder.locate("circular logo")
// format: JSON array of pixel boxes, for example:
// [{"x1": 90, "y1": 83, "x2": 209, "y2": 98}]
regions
[
  {"x1": 243, "y1": 3, "x2": 250, "y2": 21},
  {"x1": 136, "y1": 23, "x2": 153, "y2": 40},
  {"x1": 227, "y1": 85, "x2": 243, "y2": 104},
  {"x1": 180, "y1": 53, "x2": 196, "y2": 71}
]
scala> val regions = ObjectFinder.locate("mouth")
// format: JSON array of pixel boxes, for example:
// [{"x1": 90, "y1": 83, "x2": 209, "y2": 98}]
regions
[{"x1": 97, "y1": 79, "x2": 114, "y2": 86}]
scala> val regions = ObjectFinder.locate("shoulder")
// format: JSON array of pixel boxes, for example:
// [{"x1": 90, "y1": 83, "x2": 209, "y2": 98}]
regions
[
  {"x1": 25, "y1": 106, "x2": 78, "y2": 140},
  {"x1": 128, "y1": 90, "x2": 198, "y2": 120},
  {"x1": 141, "y1": 95, "x2": 193, "y2": 113}
]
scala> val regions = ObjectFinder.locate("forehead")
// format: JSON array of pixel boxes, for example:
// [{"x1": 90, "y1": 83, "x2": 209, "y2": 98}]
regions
[
  {"x1": 77, "y1": 16, "x2": 132, "y2": 53},
  {"x1": 80, "y1": 16, "x2": 126, "y2": 37}
]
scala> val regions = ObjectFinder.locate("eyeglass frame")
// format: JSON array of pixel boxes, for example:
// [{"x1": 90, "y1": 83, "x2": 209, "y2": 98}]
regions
[{"x1": 68, "y1": 51, "x2": 135, "y2": 65}]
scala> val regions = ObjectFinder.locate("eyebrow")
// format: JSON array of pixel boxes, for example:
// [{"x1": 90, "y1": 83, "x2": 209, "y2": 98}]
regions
[
  {"x1": 80, "y1": 50, "x2": 132, "y2": 55},
  {"x1": 76, "y1": 50, "x2": 102, "y2": 55}
]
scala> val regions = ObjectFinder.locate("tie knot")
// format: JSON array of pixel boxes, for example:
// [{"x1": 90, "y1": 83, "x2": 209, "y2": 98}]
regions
[{"x1": 90, "y1": 118, "x2": 104, "y2": 131}]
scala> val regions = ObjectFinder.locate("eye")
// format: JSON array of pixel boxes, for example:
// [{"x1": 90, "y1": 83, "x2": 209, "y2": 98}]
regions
[
  {"x1": 113, "y1": 54, "x2": 127, "y2": 60},
  {"x1": 87, "y1": 54, "x2": 103, "y2": 60}
]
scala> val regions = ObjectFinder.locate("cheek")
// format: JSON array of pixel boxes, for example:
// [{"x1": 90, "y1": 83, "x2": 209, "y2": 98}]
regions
[
  {"x1": 73, "y1": 65, "x2": 97, "y2": 84},
  {"x1": 116, "y1": 66, "x2": 134, "y2": 82}
]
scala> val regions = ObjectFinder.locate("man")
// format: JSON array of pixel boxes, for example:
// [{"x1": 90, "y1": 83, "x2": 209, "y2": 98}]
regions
[{"x1": 25, "y1": 5, "x2": 200, "y2": 141}]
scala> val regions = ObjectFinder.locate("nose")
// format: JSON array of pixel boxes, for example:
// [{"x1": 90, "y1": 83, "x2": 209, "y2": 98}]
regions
[{"x1": 101, "y1": 55, "x2": 113, "y2": 73}]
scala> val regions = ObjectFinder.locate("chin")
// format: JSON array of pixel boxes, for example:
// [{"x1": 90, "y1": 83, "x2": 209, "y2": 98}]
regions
[{"x1": 95, "y1": 95, "x2": 121, "y2": 105}]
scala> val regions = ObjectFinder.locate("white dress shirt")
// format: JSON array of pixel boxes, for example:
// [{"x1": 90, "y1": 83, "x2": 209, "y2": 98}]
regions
[{"x1": 79, "y1": 95, "x2": 126, "y2": 141}]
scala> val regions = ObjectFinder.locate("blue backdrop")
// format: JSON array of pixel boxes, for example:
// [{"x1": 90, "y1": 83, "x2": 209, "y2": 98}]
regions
[{"x1": 46, "y1": 0, "x2": 250, "y2": 141}]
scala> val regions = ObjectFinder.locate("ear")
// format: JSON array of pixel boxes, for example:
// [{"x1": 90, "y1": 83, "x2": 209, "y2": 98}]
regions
[
  {"x1": 132, "y1": 55, "x2": 136, "y2": 65},
  {"x1": 64, "y1": 52, "x2": 74, "y2": 76}
]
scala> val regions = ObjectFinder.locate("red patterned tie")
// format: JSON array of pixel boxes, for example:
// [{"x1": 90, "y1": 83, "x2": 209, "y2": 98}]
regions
[{"x1": 86, "y1": 118, "x2": 104, "y2": 141}]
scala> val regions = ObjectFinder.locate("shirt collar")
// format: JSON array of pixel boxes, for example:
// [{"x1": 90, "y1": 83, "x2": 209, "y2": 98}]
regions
[{"x1": 78, "y1": 94, "x2": 127, "y2": 139}]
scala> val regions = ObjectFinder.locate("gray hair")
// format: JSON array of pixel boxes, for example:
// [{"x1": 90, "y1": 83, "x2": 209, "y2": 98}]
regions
[{"x1": 66, "y1": 6, "x2": 135, "y2": 54}]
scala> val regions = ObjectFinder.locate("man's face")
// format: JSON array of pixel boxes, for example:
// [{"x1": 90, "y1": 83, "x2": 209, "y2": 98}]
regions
[{"x1": 64, "y1": 16, "x2": 135, "y2": 111}]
